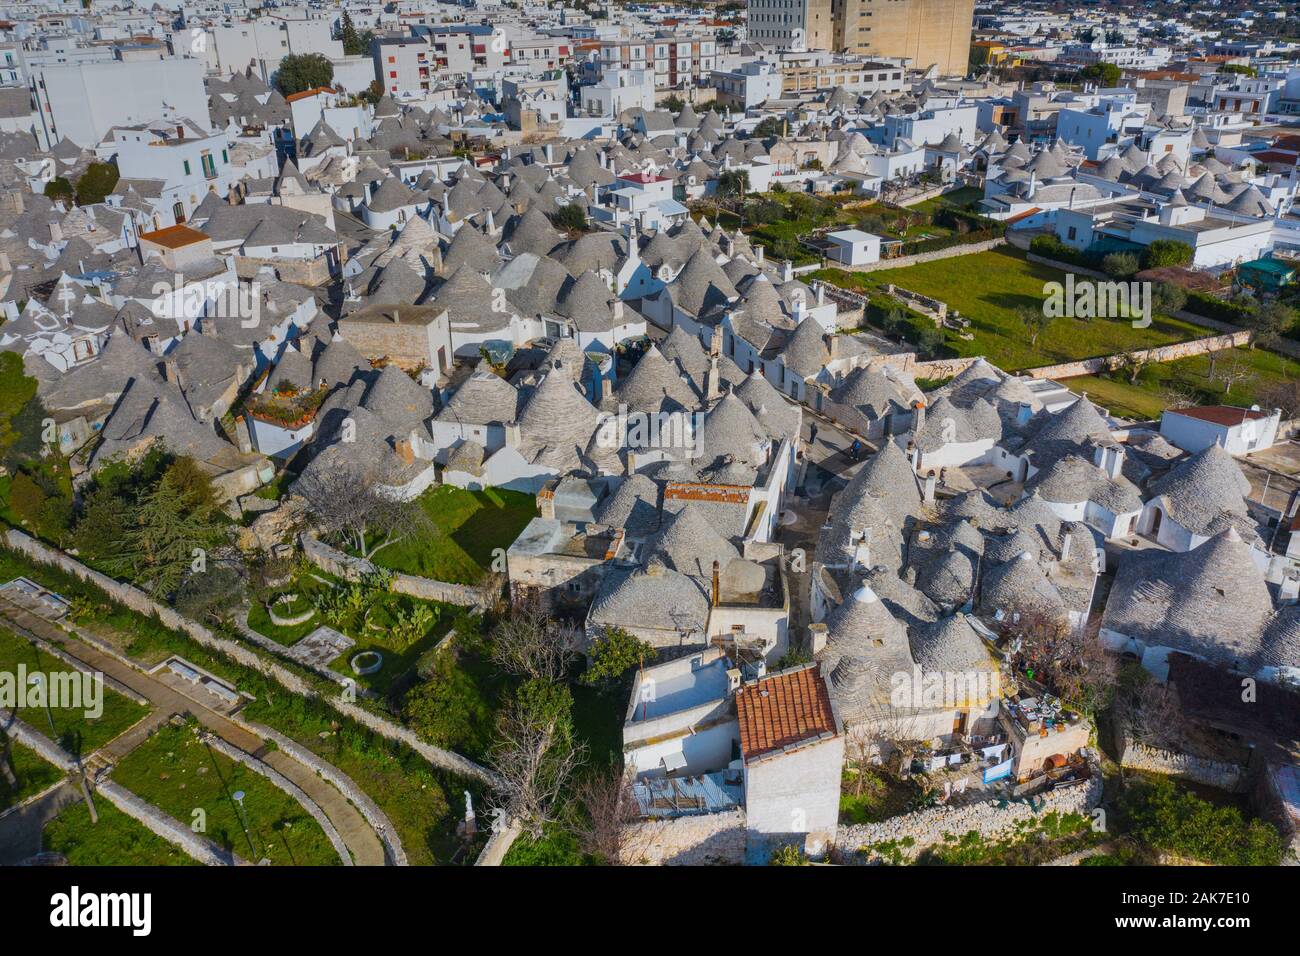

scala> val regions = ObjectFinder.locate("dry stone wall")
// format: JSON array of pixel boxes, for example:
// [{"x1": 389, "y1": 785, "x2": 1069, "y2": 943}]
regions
[{"x1": 621, "y1": 809, "x2": 747, "y2": 866}]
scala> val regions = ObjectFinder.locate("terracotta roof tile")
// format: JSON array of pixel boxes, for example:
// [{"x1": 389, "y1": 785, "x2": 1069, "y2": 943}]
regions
[{"x1": 736, "y1": 665, "x2": 838, "y2": 762}]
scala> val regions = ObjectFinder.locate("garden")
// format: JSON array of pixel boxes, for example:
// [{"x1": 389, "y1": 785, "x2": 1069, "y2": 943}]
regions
[
  {"x1": 357, "y1": 484, "x2": 537, "y2": 585},
  {"x1": 110, "y1": 720, "x2": 341, "y2": 866}
]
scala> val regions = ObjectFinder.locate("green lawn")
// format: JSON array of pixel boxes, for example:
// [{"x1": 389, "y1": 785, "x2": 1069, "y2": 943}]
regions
[
  {"x1": 111, "y1": 721, "x2": 340, "y2": 866},
  {"x1": 43, "y1": 798, "x2": 199, "y2": 866},
  {"x1": 1065, "y1": 346, "x2": 1300, "y2": 420},
  {"x1": 366, "y1": 485, "x2": 537, "y2": 584},
  {"x1": 816, "y1": 248, "x2": 1210, "y2": 372},
  {"x1": 0, "y1": 627, "x2": 149, "y2": 759},
  {"x1": 245, "y1": 575, "x2": 332, "y2": 646},
  {"x1": 0, "y1": 742, "x2": 64, "y2": 810}
]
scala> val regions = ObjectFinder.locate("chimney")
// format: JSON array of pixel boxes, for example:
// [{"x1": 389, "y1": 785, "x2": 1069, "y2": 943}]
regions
[
  {"x1": 1017, "y1": 401, "x2": 1033, "y2": 426},
  {"x1": 613, "y1": 299, "x2": 624, "y2": 321},
  {"x1": 1281, "y1": 575, "x2": 1300, "y2": 605},
  {"x1": 536, "y1": 481, "x2": 557, "y2": 519},
  {"x1": 1060, "y1": 531, "x2": 1072, "y2": 563},
  {"x1": 506, "y1": 421, "x2": 522, "y2": 446},
  {"x1": 816, "y1": 281, "x2": 826, "y2": 307},
  {"x1": 176, "y1": 124, "x2": 185, "y2": 140},
  {"x1": 781, "y1": 259, "x2": 794, "y2": 282},
  {"x1": 711, "y1": 560, "x2": 721, "y2": 607},
  {"x1": 852, "y1": 527, "x2": 872, "y2": 571},
  {"x1": 163, "y1": 359, "x2": 183, "y2": 389},
  {"x1": 755, "y1": 244, "x2": 765, "y2": 264},
  {"x1": 484, "y1": 207, "x2": 495, "y2": 233},
  {"x1": 912, "y1": 400, "x2": 926, "y2": 435},
  {"x1": 705, "y1": 349, "x2": 722, "y2": 401},
  {"x1": 923, "y1": 470, "x2": 936, "y2": 504},
  {"x1": 809, "y1": 622, "x2": 828, "y2": 654},
  {"x1": 545, "y1": 142, "x2": 554, "y2": 164}
]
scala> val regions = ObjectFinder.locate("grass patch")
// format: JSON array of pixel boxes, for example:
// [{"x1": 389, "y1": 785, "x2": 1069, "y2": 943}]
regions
[
  {"x1": 839, "y1": 767, "x2": 921, "y2": 825},
  {"x1": 816, "y1": 248, "x2": 1209, "y2": 371},
  {"x1": 111, "y1": 720, "x2": 340, "y2": 866},
  {"x1": 365, "y1": 485, "x2": 536, "y2": 584},
  {"x1": 1063, "y1": 346, "x2": 1300, "y2": 420},
  {"x1": 0, "y1": 742, "x2": 64, "y2": 810},
  {"x1": 43, "y1": 797, "x2": 199, "y2": 866},
  {"x1": 0, "y1": 627, "x2": 149, "y2": 759}
]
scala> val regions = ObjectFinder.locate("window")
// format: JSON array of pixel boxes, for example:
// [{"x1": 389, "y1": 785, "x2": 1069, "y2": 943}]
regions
[
  {"x1": 183, "y1": 160, "x2": 191, "y2": 175},
  {"x1": 1067, "y1": 226, "x2": 1077, "y2": 240}
]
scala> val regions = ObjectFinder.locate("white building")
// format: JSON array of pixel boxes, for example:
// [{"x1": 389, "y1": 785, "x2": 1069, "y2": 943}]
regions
[{"x1": 29, "y1": 56, "x2": 210, "y2": 149}]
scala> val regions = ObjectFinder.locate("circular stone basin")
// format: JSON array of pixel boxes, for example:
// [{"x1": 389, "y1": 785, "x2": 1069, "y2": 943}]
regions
[
  {"x1": 267, "y1": 594, "x2": 316, "y2": 627},
  {"x1": 350, "y1": 651, "x2": 383, "y2": 675}
]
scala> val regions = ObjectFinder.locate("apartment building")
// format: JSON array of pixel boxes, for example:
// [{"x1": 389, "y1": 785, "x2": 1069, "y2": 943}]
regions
[
  {"x1": 746, "y1": 0, "x2": 974, "y2": 76},
  {"x1": 29, "y1": 56, "x2": 209, "y2": 149},
  {"x1": 100, "y1": 118, "x2": 237, "y2": 228},
  {"x1": 781, "y1": 56, "x2": 906, "y2": 95},
  {"x1": 747, "y1": 0, "x2": 834, "y2": 51},
  {"x1": 831, "y1": 0, "x2": 975, "y2": 76},
  {"x1": 599, "y1": 36, "x2": 716, "y2": 91}
]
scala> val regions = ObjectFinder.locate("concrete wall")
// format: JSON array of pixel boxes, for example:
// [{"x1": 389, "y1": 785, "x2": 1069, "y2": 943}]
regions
[
  {"x1": 744, "y1": 735, "x2": 845, "y2": 861},
  {"x1": 827, "y1": 237, "x2": 1006, "y2": 275}
]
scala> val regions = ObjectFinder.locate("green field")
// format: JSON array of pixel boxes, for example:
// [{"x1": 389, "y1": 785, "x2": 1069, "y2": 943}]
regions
[
  {"x1": 0, "y1": 627, "x2": 149, "y2": 759},
  {"x1": 365, "y1": 485, "x2": 537, "y2": 584},
  {"x1": 1064, "y1": 346, "x2": 1300, "y2": 420},
  {"x1": 817, "y1": 248, "x2": 1209, "y2": 372},
  {"x1": 0, "y1": 742, "x2": 64, "y2": 811},
  {"x1": 43, "y1": 798, "x2": 199, "y2": 866},
  {"x1": 111, "y1": 721, "x2": 340, "y2": 866}
]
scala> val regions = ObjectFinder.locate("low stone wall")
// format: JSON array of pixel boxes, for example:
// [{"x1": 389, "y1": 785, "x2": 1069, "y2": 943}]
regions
[
  {"x1": 97, "y1": 779, "x2": 243, "y2": 866},
  {"x1": 622, "y1": 809, "x2": 747, "y2": 866},
  {"x1": 474, "y1": 819, "x2": 523, "y2": 866},
  {"x1": 3, "y1": 530, "x2": 496, "y2": 787},
  {"x1": 235, "y1": 254, "x2": 332, "y2": 287},
  {"x1": 300, "y1": 534, "x2": 480, "y2": 606},
  {"x1": 202, "y1": 732, "x2": 353, "y2": 865},
  {"x1": 249, "y1": 722, "x2": 408, "y2": 865},
  {"x1": 838, "y1": 764, "x2": 1104, "y2": 863},
  {"x1": 1020, "y1": 330, "x2": 1251, "y2": 381},
  {"x1": 1118, "y1": 738, "x2": 1244, "y2": 791},
  {"x1": 835, "y1": 237, "x2": 1006, "y2": 274},
  {"x1": 2, "y1": 709, "x2": 76, "y2": 773}
]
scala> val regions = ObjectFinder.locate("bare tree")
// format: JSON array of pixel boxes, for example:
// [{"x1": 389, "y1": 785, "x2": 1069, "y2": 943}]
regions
[
  {"x1": 1120, "y1": 679, "x2": 1184, "y2": 752},
  {"x1": 1257, "y1": 377, "x2": 1300, "y2": 421},
  {"x1": 488, "y1": 693, "x2": 585, "y2": 839},
  {"x1": 1009, "y1": 614, "x2": 1117, "y2": 715},
  {"x1": 295, "y1": 464, "x2": 432, "y2": 561},
  {"x1": 568, "y1": 767, "x2": 647, "y2": 864},
  {"x1": 490, "y1": 597, "x2": 579, "y2": 683}
]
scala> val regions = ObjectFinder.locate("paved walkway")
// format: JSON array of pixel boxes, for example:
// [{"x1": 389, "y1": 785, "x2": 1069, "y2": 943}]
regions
[
  {"x1": 0, "y1": 599, "x2": 389, "y2": 866},
  {"x1": 0, "y1": 780, "x2": 79, "y2": 865}
]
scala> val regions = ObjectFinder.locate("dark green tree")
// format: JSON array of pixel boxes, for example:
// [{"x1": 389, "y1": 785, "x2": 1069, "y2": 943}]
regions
[
  {"x1": 275, "y1": 53, "x2": 335, "y2": 96},
  {"x1": 74, "y1": 162, "x2": 119, "y2": 206},
  {"x1": 403, "y1": 651, "x2": 493, "y2": 753},
  {"x1": 580, "y1": 627, "x2": 656, "y2": 687}
]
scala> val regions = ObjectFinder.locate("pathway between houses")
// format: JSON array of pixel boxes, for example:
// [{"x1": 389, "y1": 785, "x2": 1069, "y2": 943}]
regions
[{"x1": 0, "y1": 599, "x2": 388, "y2": 867}]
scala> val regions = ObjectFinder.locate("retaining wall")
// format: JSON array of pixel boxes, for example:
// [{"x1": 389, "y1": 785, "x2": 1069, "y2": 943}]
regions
[
  {"x1": 838, "y1": 763, "x2": 1104, "y2": 863},
  {"x1": 300, "y1": 534, "x2": 480, "y2": 606}
]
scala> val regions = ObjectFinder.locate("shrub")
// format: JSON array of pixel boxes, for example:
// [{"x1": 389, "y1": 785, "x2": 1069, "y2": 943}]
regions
[
  {"x1": 1119, "y1": 775, "x2": 1286, "y2": 866},
  {"x1": 43, "y1": 177, "x2": 73, "y2": 203},
  {"x1": 1102, "y1": 252, "x2": 1140, "y2": 279},
  {"x1": 1185, "y1": 290, "x2": 1256, "y2": 324},
  {"x1": 1143, "y1": 239, "x2": 1193, "y2": 269},
  {"x1": 75, "y1": 162, "x2": 119, "y2": 206}
]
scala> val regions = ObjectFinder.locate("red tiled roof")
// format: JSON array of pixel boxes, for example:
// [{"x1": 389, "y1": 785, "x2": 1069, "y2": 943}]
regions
[
  {"x1": 1167, "y1": 405, "x2": 1271, "y2": 426},
  {"x1": 664, "y1": 482, "x2": 750, "y2": 505},
  {"x1": 285, "y1": 86, "x2": 336, "y2": 103},
  {"x1": 139, "y1": 223, "x2": 208, "y2": 249},
  {"x1": 736, "y1": 666, "x2": 838, "y2": 762}
]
